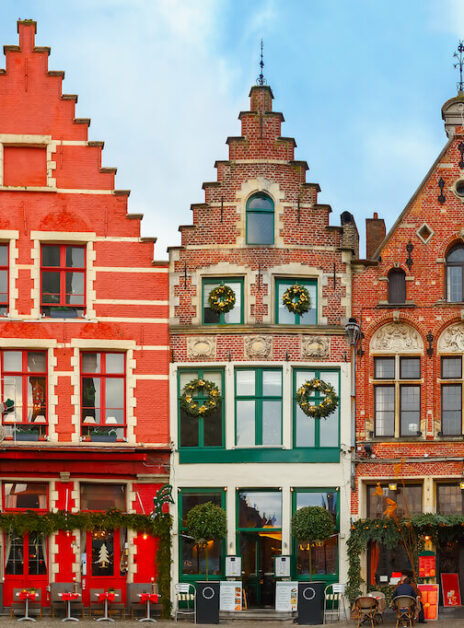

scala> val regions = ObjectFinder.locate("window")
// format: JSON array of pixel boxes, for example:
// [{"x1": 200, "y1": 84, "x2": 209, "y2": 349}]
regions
[
  {"x1": 0, "y1": 244, "x2": 8, "y2": 315},
  {"x1": 235, "y1": 369, "x2": 282, "y2": 447},
  {"x1": 441, "y1": 356, "x2": 463, "y2": 436},
  {"x1": 4, "y1": 482, "x2": 48, "y2": 510},
  {"x1": 41, "y1": 244, "x2": 85, "y2": 317},
  {"x1": 202, "y1": 277, "x2": 243, "y2": 324},
  {"x1": 5, "y1": 532, "x2": 47, "y2": 576},
  {"x1": 437, "y1": 483, "x2": 464, "y2": 514},
  {"x1": 179, "y1": 489, "x2": 225, "y2": 577},
  {"x1": 246, "y1": 193, "x2": 274, "y2": 245},
  {"x1": 367, "y1": 483, "x2": 423, "y2": 518},
  {"x1": 276, "y1": 278, "x2": 317, "y2": 325},
  {"x1": 446, "y1": 245, "x2": 464, "y2": 302},
  {"x1": 294, "y1": 369, "x2": 340, "y2": 448},
  {"x1": 373, "y1": 356, "x2": 421, "y2": 437},
  {"x1": 388, "y1": 268, "x2": 406, "y2": 304},
  {"x1": 80, "y1": 483, "x2": 126, "y2": 511},
  {"x1": 238, "y1": 490, "x2": 282, "y2": 528},
  {"x1": 1, "y1": 350, "x2": 47, "y2": 439},
  {"x1": 293, "y1": 490, "x2": 338, "y2": 578},
  {"x1": 81, "y1": 352, "x2": 126, "y2": 440},
  {"x1": 178, "y1": 369, "x2": 223, "y2": 448}
]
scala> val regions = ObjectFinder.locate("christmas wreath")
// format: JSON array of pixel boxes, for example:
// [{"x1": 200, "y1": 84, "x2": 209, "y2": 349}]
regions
[
  {"x1": 282, "y1": 284, "x2": 311, "y2": 315},
  {"x1": 180, "y1": 378, "x2": 221, "y2": 417},
  {"x1": 296, "y1": 378, "x2": 338, "y2": 419},
  {"x1": 208, "y1": 285, "x2": 236, "y2": 314}
]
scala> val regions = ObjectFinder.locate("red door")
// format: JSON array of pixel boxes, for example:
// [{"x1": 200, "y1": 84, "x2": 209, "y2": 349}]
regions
[
  {"x1": 4, "y1": 532, "x2": 49, "y2": 607},
  {"x1": 82, "y1": 529, "x2": 127, "y2": 606}
]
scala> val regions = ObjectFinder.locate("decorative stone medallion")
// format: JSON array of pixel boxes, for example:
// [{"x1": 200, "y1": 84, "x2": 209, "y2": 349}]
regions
[
  {"x1": 244, "y1": 336, "x2": 272, "y2": 359},
  {"x1": 370, "y1": 323, "x2": 423, "y2": 353},
  {"x1": 438, "y1": 323, "x2": 464, "y2": 353},
  {"x1": 187, "y1": 336, "x2": 216, "y2": 359},
  {"x1": 301, "y1": 335, "x2": 330, "y2": 358}
]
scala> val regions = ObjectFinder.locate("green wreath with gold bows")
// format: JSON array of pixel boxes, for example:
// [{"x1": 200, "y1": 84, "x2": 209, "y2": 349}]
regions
[
  {"x1": 296, "y1": 378, "x2": 338, "y2": 419},
  {"x1": 282, "y1": 284, "x2": 311, "y2": 315},
  {"x1": 208, "y1": 285, "x2": 236, "y2": 314},
  {"x1": 180, "y1": 378, "x2": 221, "y2": 418}
]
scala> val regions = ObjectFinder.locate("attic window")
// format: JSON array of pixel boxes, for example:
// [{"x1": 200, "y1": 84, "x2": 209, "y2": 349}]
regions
[
  {"x1": 456, "y1": 180, "x2": 464, "y2": 197},
  {"x1": 416, "y1": 223, "x2": 433, "y2": 244}
]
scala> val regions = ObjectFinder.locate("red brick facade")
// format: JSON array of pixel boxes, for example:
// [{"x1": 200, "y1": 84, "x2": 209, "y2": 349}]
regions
[{"x1": 0, "y1": 21, "x2": 169, "y2": 609}]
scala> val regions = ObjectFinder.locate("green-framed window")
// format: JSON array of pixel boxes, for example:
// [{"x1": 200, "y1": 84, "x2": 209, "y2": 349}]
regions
[
  {"x1": 178, "y1": 369, "x2": 224, "y2": 449},
  {"x1": 202, "y1": 277, "x2": 244, "y2": 325},
  {"x1": 292, "y1": 488, "x2": 339, "y2": 581},
  {"x1": 246, "y1": 193, "x2": 274, "y2": 245},
  {"x1": 293, "y1": 369, "x2": 340, "y2": 448},
  {"x1": 178, "y1": 488, "x2": 226, "y2": 579},
  {"x1": 276, "y1": 278, "x2": 317, "y2": 325},
  {"x1": 235, "y1": 368, "x2": 282, "y2": 447}
]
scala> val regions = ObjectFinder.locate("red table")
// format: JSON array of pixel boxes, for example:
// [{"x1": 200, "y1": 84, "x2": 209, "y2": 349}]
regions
[
  {"x1": 96, "y1": 592, "x2": 118, "y2": 622},
  {"x1": 16, "y1": 591, "x2": 37, "y2": 622},
  {"x1": 58, "y1": 592, "x2": 81, "y2": 622},
  {"x1": 138, "y1": 593, "x2": 160, "y2": 623}
]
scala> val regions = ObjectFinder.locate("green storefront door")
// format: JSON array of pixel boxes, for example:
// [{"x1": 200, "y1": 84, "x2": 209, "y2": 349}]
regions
[{"x1": 240, "y1": 531, "x2": 282, "y2": 607}]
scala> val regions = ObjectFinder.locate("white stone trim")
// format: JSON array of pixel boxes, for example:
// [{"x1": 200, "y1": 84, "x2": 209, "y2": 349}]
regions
[
  {"x1": 8, "y1": 236, "x2": 19, "y2": 317},
  {"x1": 94, "y1": 267, "x2": 168, "y2": 273},
  {"x1": 134, "y1": 374, "x2": 169, "y2": 380},
  {"x1": 235, "y1": 177, "x2": 286, "y2": 248},
  {"x1": 48, "y1": 348, "x2": 59, "y2": 442},
  {"x1": 127, "y1": 349, "x2": 136, "y2": 444},
  {"x1": 86, "y1": 241, "x2": 97, "y2": 319},
  {"x1": 70, "y1": 349, "x2": 80, "y2": 444},
  {"x1": 0, "y1": 337, "x2": 57, "y2": 348},
  {"x1": 269, "y1": 264, "x2": 327, "y2": 325},
  {"x1": 30, "y1": 231, "x2": 97, "y2": 242},
  {"x1": 95, "y1": 299, "x2": 168, "y2": 305},
  {"x1": 0, "y1": 134, "x2": 56, "y2": 188},
  {"x1": 70, "y1": 339, "x2": 137, "y2": 350},
  {"x1": 97, "y1": 317, "x2": 169, "y2": 323}
]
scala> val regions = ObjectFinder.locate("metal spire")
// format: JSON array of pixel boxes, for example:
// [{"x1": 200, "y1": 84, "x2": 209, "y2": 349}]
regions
[
  {"x1": 257, "y1": 39, "x2": 267, "y2": 86},
  {"x1": 454, "y1": 41, "x2": 464, "y2": 93}
]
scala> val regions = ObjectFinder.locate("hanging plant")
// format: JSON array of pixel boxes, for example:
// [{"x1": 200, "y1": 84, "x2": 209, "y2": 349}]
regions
[
  {"x1": 282, "y1": 284, "x2": 311, "y2": 315},
  {"x1": 180, "y1": 378, "x2": 221, "y2": 418},
  {"x1": 208, "y1": 285, "x2": 236, "y2": 314},
  {"x1": 296, "y1": 378, "x2": 338, "y2": 419}
]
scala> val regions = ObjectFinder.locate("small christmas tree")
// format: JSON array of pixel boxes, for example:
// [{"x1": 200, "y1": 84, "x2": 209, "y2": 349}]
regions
[{"x1": 96, "y1": 542, "x2": 110, "y2": 569}]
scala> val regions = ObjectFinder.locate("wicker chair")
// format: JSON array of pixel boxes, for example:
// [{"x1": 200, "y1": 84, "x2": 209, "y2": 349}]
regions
[
  {"x1": 354, "y1": 596, "x2": 378, "y2": 628},
  {"x1": 392, "y1": 595, "x2": 416, "y2": 628}
]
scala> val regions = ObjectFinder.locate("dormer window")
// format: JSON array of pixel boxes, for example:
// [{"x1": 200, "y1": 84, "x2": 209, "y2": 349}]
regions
[
  {"x1": 246, "y1": 193, "x2": 274, "y2": 245},
  {"x1": 446, "y1": 245, "x2": 464, "y2": 302},
  {"x1": 388, "y1": 268, "x2": 406, "y2": 304}
]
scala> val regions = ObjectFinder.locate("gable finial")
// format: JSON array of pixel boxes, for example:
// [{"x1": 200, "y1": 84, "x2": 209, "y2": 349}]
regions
[
  {"x1": 454, "y1": 41, "x2": 464, "y2": 93},
  {"x1": 257, "y1": 39, "x2": 266, "y2": 86}
]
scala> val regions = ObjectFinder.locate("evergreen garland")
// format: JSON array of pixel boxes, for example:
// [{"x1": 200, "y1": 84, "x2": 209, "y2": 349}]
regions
[{"x1": 0, "y1": 509, "x2": 172, "y2": 618}]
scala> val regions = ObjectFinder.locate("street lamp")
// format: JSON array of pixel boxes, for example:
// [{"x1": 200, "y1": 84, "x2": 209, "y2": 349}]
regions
[{"x1": 345, "y1": 317, "x2": 361, "y2": 347}]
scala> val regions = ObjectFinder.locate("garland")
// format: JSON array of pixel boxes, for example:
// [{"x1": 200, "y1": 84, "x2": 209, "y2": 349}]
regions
[
  {"x1": 296, "y1": 378, "x2": 338, "y2": 418},
  {"x1": 347, "y1": 513, "x2": 464, "y2": 603},
  {"x1": 0, "y1": 509, "x2": 172, "y2": 619},
  {"x1": 282, "y1": 284, "x2": 311, "y2": 315},
  {"x1": 208, "y1": 285, "x2": 236, "y2": 314},
  {"x1": 180, "y1": 378, "x2": 221, "y2": 417}
]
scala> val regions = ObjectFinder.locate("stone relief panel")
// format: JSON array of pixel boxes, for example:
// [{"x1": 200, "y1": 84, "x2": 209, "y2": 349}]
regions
[
  {"x1": 244, "y1": 336, "x2": 272, "y2": 359},
  {"x1": 370, "y1": 323, "x2": 423, "y2": 353},
  {"x1": 187, "y1": 336, "x2": 216, "y2": 359},
  {"x1": 438, "y1": 323, "x2": 464, "y2": 353},
  {"x1": 301, "y1": 335, "x2": 330, "y2": 358}
]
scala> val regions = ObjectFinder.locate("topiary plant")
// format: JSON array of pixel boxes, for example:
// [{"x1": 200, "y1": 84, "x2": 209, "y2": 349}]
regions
[
  {"x1": 291, "y1": 506, "x2": 335, "y2": 581},
  {"x1": 185, "y1": 501, "x2": 227, "y2": 580}
]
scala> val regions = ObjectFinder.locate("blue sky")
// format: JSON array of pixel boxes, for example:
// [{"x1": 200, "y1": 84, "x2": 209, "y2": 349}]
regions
[{"x1": 0, "y1": 1, "x2": 462, "y2": 258}]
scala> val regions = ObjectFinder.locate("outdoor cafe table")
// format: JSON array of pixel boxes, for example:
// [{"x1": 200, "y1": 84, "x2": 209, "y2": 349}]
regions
[
  {"x1": 16, "y1": 590, "x2": 37, "y2": 622},
  {"x1": 137, "y1": 593, "x2": 160, "y2": 623},
  {"x1": 58, "y1": 592, "x2": 81, "y2": 623},
  {"x1": 95, "y1": 591, "x2": 119, "y2": 622}
]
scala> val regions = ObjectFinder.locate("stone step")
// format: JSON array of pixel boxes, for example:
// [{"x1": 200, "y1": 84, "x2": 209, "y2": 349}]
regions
[{"x1": 220, "y1": 609, "x2": 295, "y2": 622}]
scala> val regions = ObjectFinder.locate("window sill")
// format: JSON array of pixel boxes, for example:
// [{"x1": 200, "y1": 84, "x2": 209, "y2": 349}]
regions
[{"x1": 171, "y1": 323, "x2": 345, "y2": 335}]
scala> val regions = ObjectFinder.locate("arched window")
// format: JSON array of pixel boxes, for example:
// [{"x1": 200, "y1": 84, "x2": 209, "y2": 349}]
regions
[
  {"x1": 246, "y1": 193, "x2": 274, "y2": 245},
  {"x1": 388, "y1": 268, "x2": 406, "y2": 304},
  {"x1": 446, "y1": 245, "x2": 464, "y2": 302}
]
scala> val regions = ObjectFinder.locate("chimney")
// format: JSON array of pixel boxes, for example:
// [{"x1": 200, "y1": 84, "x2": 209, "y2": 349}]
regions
[
  {"x1": 366, "y1": 212, "x2": 386, "y2": 259},
  {"x1": 340, "y1": 211, "x2": 359, "y2": 257}
]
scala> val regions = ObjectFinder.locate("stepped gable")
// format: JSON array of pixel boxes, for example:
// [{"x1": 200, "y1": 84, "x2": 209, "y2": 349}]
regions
[
  {"x1": 0, "y1": 20, "x2": 142, "y2": 239},
  {"x1": 176, "y1": 84, "x2": 346, "y2": 250}
]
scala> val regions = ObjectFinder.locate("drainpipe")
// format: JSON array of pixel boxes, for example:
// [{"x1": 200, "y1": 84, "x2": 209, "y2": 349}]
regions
[{"x1": 345, "y1": 317, "x2": 361, "y2": 490}]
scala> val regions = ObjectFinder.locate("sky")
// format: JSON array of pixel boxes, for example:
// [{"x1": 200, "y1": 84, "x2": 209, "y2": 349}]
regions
[{"x1": 0, "y1": 0, "x2": 463, "y2": 259}]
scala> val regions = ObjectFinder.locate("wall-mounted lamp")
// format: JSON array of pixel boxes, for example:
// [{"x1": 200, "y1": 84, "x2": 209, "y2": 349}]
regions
[
  {"x1": 345, "y1": 317, "x2": 361, "y2": 347},
  {"x1": 388, "y1": 483, "x2": 398, "y2": 492},
  {"x1": 459, "y1": 481, "x2": 464, "y2": 491}
]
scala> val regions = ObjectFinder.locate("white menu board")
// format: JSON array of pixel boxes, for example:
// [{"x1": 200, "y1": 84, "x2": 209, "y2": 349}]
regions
[
  {"x1": 220, "y1": 581, "x2": 242, "y2": 611},
  {"x1": 225, "y1": 555, "x2": 242, "y2": 578},
  {"x1": 275, "y1": 581, "x2": 298, "y2": 612}
]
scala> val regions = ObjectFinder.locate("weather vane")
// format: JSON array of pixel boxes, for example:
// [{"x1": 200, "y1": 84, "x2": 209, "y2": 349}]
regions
[
  {"x1": 454, "y1": 41, "x2": 464, "y2": 93},
  {"x1": 257, "y1": 39, "x2": 266, "y2": 86}
]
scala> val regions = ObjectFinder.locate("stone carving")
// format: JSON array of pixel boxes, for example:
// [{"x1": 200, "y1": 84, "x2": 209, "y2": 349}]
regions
[
  {"x1": 301, "y1": 335, "x2": 330, "y2": 358},
  {"x1": 370, "y1": 323, "x2": 423, "y2": 352},
  {"x1": 244, "y1": 336, "x2": 272, "y2": 359},
  {"x1": 187, "y1": 336, "x2": 216, "y2": 359},
  {"x1": 438, "y1": 323, "x2": 464, "y2": 353}
]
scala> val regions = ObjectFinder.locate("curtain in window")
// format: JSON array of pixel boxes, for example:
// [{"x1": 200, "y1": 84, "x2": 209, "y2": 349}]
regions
[
  {"x1": 38, "y1": 494, "x2": 47, "y2": 509},
  {"x1": 40, "y1": 534, "x2": 47, "y2": 568},
  {"x1": 4, "y1": 534, "x2": 12, "y2": 569}
]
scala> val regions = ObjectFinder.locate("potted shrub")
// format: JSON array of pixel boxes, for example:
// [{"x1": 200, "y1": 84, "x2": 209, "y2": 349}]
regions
[
  {"x1": 291, "y1": 506, "x2": 335, "y2": 581},
  {"x1": 185, "y1": 501, "x2": 227, "y2": 580}
]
